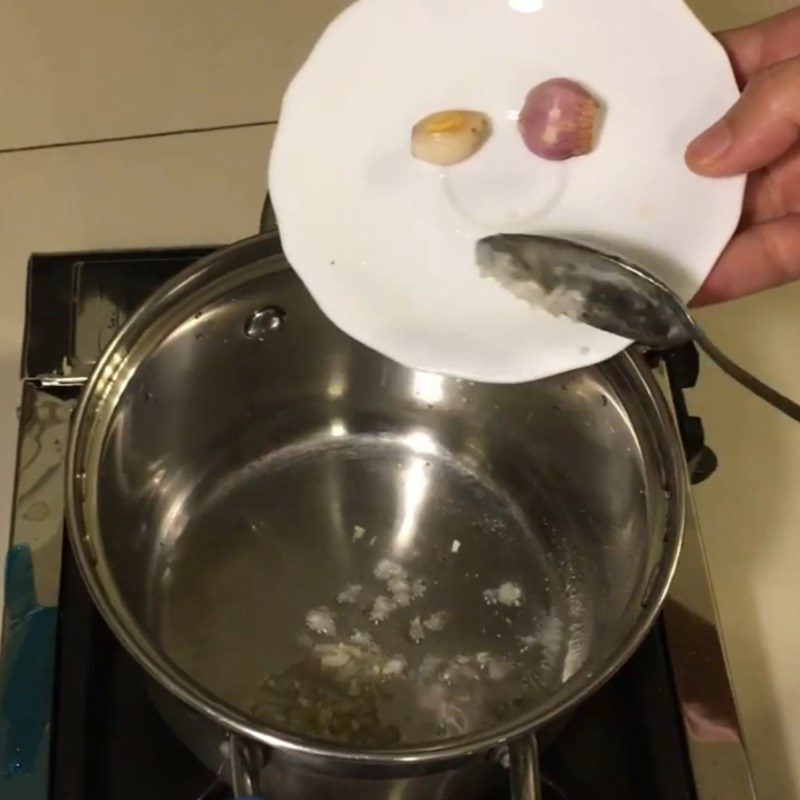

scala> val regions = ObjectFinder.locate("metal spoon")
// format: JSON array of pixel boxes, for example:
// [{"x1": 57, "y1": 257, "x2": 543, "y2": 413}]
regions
[{"x1": 476, "y1": 233, "x2": 800, "y2": 423}]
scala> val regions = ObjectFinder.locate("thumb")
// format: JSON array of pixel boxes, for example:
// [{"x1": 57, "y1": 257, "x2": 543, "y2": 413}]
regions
[{"x1": 686, "y1": 56, "x2": 800, "y2": 177}]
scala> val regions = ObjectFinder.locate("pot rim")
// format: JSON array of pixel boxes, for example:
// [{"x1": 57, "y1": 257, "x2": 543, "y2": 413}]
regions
[{"x1": 65, "y1": 232, "x2": 686, "y2": 767}]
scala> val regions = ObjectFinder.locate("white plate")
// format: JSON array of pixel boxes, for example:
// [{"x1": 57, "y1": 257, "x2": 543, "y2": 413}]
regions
[{"x1": 269, "y1": 0, "x2": 744, "y2": 383}]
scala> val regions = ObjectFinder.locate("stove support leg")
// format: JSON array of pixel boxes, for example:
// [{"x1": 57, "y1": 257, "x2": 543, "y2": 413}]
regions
[{"x1": 509, "y1": 734, "x2": 541, "y2": 800}]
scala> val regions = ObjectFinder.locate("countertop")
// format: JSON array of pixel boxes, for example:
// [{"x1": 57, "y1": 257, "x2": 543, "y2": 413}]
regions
[{"x1": 0, "y1": 2, "x2": 798, "y2": 798}]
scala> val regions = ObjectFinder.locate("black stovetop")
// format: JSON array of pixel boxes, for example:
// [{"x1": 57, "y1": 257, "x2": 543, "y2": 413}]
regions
[{"x1": 19, "y1": 246, "x2": 702, "y2": 800}]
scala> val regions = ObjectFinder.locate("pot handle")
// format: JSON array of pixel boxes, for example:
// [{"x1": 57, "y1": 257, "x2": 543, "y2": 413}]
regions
[
  {"x1": 509, "y1": 734, "x2": 542, "y2": 800},
  {"x1": 259, "y1": 193, "x2": 278, "y2": 236},
  {"x1": 229, "y1": 733, "x2": 266, "y2": 799}
]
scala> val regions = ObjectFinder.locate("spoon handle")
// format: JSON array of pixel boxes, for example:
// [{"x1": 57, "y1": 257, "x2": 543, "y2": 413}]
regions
[{"x1": 690, "y1": 322, "x2": 800, "y2": 423}]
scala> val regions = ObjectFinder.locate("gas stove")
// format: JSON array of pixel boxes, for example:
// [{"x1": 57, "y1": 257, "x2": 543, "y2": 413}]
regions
[{"x1": 0, "y1": 244, "x2": 757, "y2": 799}]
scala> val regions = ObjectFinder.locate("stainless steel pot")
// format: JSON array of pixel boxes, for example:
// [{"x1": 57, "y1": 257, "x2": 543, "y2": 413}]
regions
[{"x1": 66, "y1": 232, "x2": 685, "y2": 799}]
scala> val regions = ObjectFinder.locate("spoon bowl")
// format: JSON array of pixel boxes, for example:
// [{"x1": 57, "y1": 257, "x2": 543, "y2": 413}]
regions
[{"x1": 477, "y1": 234, "x2": 800, "y2": 423}]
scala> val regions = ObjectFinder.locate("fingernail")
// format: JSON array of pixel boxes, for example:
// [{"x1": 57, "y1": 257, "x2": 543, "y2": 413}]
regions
[{"x1": 687, "y1": 120, "x2": 733, "y2": 166}]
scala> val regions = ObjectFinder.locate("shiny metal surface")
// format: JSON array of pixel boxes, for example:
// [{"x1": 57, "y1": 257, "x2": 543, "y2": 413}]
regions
[
  {"x1": 509, "y1": 736, "x2": 540, "y2": 800},
  {"x1": 153, "y1": 676, "x2": 509, "y2": 800},
  {"x1": 21, "y1": 247, "x2": 212, "y2": 385},
  {"x1": 478, "y1": 233, "x2": 800, "y2": 424},
  {"x1": 230, "y1": 734, "x2": 264, "y2": 797},
  {"x1": 66, "y1": 232, "x2": 685, "y2": 773}
]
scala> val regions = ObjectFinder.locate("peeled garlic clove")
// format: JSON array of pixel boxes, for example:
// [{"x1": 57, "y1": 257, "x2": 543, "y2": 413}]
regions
[
  {"x1": 411, "y1": 110, "x2": 491, "y2": 166},
  {"x1": 518, "y1": 79, "x2": 601, "y2": 161}
]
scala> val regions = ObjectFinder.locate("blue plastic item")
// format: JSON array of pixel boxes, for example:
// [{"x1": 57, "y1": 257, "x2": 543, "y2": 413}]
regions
[{"x1": 0, "y1": 545, "x2": 59, "y2": 800}]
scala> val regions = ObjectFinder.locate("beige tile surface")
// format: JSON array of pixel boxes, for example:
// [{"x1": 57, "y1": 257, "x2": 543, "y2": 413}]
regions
[
  {"x1": 0, "y1": 124, "x2": 274, "y2": 610},
  {"x1": 690, "y1": 0, "x2": 798, "y2": 28},
  {"x1": 0, "y1": 1, "x2": 347, "y2": 149},
  {"x1": 0, "y1": 0, "x2": 788, "y2": 152},
  {"x1": 684, "y1": 1, "x2": 800, "y2": 798},
  {"x1": 0, "y1": 0, "x2": 792, "y2": 152},
  {"x1": 693, "y1": 289, "x2": 800, "y2": 800}
]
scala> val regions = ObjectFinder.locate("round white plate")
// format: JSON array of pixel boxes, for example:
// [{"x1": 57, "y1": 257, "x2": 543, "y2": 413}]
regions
[{"x1": 269, "y1": 0, "x2": 744, "y2": 383}]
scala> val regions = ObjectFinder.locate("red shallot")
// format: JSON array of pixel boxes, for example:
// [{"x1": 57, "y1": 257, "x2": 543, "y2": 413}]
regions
[{"x1": 518, "y1": 78, "x2": 601, "y2": 161}]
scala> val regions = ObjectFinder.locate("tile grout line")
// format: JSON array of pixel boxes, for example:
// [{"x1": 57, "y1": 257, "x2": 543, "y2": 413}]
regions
[{"x1": 0, "y1": 119, "x2": 278, "y2": 156}]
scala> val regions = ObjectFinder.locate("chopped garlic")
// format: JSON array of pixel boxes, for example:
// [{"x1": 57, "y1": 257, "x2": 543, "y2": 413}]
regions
[
  {"x1": 369, "y1": 595, "x2": 396, "y2": 623},
  {"x1": 409, "y1": 616, "x2": 425, "y2": 643},
  {"x1": 352, "y1": 525, "x2": 366, "y2": 541},
  {"x1": 488, "y1": 657, "x2": 512, "y2": 681},
  {"x1": 350, "y1": 629, "x2": 373, "y2": 647},
  {"x1": 387, "y1": 576, "x2": 412, "y2": 607},
  {"x1": 423, "y1": 611, "x2": 447, "y2": 632},
  {"x1": 336, "y1": 584, "x2": 363, "y2": 604},
  {"x1": 305, "y1": 607, "x2": 337, "y2": 636},
  {"x1": 321, "y1": 651, "x2": 351, "y2": 669},
  {"x1": 483, "y1": 582, "x2": 524, "y2": 607},
  {"x1": 451, "y1": 539, "x2": 461, "y2": 554},
  {"x1": 382, "y1": 656, "x2": 407, "y2": 677},
  {"x1": 374, "y1": 559, "x2": 407, "y2": 581}
]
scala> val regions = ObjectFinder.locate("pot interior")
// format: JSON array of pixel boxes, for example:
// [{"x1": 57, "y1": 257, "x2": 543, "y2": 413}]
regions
[{"x1": 71, "y1": 242, "x2": 682, "y2": 754}]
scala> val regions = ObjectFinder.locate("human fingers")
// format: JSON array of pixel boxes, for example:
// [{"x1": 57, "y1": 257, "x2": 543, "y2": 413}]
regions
[
  {"x1": 691, "y1": 214, "x2": 800, "y2": 305},
  {"x1": 720, "y1": 6, "x2": 800, "y2": 85},
  {"x1": 740, "y1": 141, "x2": 800, "y2": 224},
  {"x1": 686, "y1": 56, "x2": 800, "y2": 177}
]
